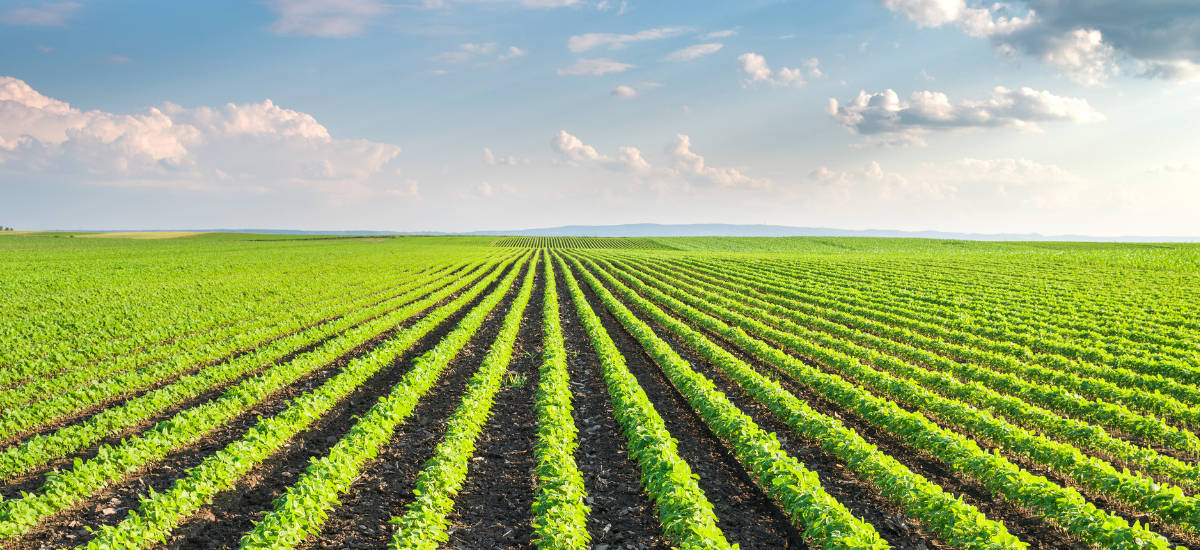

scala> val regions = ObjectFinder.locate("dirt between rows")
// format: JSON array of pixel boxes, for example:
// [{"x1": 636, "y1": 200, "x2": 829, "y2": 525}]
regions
[
  {"x1": 684, "y1": 312, "x2": 1091, "y2": 549},
  {"x1": 588, "y1": 264, "x2": 949, "y2": 550},
  {"x1": 553, "y1": 263, "x2": 674, "y2": 550},
  {"x1": 442, "y1": 264, "x2": 545, "y2": 549},
  {"x1": 677, "y1": 265, "x2": 1191, "y2": 548},
  {"x1": 0, "y1": 263, "x2": 470, "y2": 457},
  {"x1": 574, "y1": 264, "x2": 806, "y2": 549},
  {"x1": 289, "y1": 261, "x2": 529, "y2": 550},
  {"x1": 5, "y1": 262, "x2": 510, "y2": 550},
  {"x1": 0, "y1": 263, "x2": 479, "y2": 501}
]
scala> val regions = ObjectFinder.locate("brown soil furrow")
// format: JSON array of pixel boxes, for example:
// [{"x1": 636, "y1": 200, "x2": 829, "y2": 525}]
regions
[
  {"x1": 574, "y1": 266, "x2": 804, "y2": 550},
  {"x1": 555, "y1": 265, "x2": 669, "y2": 550},
  {"x1": 443, "y1": 263, "x2": 544, "y2": 549},
  {"x1": 684, "y1": 308, "x2": 1090, "y2": 550},
  {"x1": 287, "y1": 261, "x2": 529, "y2": 550},
  {"x1": 5, "y1": 263, "x2": 512, "y2": 550},
  {"x1": 0, "y1": 268, "x2": 476, "y2": 497}
]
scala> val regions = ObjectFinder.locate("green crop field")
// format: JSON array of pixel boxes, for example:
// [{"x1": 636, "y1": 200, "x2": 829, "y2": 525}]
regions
[{"x1": 1, "y1": 232, "x2": 1199, "y2": 550}]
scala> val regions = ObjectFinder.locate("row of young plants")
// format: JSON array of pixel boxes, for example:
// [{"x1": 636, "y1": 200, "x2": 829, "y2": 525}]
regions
[
  {"x1": 237, "y1": 254, "x2": 531, "y2": 550},
  {"x1": 578, "y1": 256, "x2": 1020, "y2": 550},
  {"x1": 0, "y1": 258, "x2": 481, "y2": 441},
  {"x1": 0, "y1": 256, "x2": 495, "y2": 481},
  {"x1": 784, "y1": 258, "x2": 1200, "y2": 392},
  {"x1": 0, "y1": 260, "x2": 452, "y2": 412},
  {"x1": 608, "y1": 258, "x2": 1200, "y2": 533},
  {"x1": 755, "y1": 258, "x2": 1200, "y2": 393},
  {"x1": 0, "y1": 251, "x2": 363, "y2": 384},
  {"x1": 627, "y1": 258, "x2": 1200, "y2": 490},
  {"x1": 830, "y1": 256, "x2": 1200, "y2": 357},
  {"x1": 0, "y1": 258, "x2": 388, "y2": 392},
  {"x1": 0, "y1": 256, "x2": 519, "y2": 538},
  {"x1": 529, "y1": 251, "x2": 591, "y2": 549},
  {"x1": 672, "y1": 257, "x2": 1200, "y2": 454},
  {"x1": 555, "y1": 255, "x2": 734, "y2": 550},
  {"x1": 82, "y1": 254, "x2": 528, "y2": 550},
  {"x1": 582, "y1": 256, "x2": 1176, "y2": 549},
  {"x1": 389, "y1": 254, "x2": 539, "y2": 549},
  {"x1": 569, "y1": 256, "x2": 893, "y2": 550}
]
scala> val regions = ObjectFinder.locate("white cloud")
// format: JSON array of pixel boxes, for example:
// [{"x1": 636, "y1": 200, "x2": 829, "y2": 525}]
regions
[
  {"x1": 265, "y1": 0, "x2": 390, "y2": 38},
  {"x1": 878, "y1": 0, "x2": 1200, "y2": 83},
  {"x1": 557, "y1": 58, "x2": 635, "y2": 75},
  {"x1": 551, "y1": 130, "x2": 607, "y2": 163},
  {"x1": 802, "y1": 57, "x2": 822, "y2": 78},
  {"x1": 665, "y1": 134, "x2": 765, "y2": 188},
  {"x1": 567, "y1": 27, "x2": 690, "y2": 52},
  {"x1": 848, "y1": 134, "x2": 930, "y2": 148},
  {"x1": 432, "y1": 42, "x2": 497, "y2": 63},
  {"x1": 705, "y1": 29, "x2": 738, "y2": 38},
  {"x1": 483, "y1": 147, "x2": 529, "y2": 165},
  {"x1": 737, "y1": 53, "x2": 807, "y2": 88},
  {"x1": 497, "y1": 46, "x2": 526, "y2": 60},
  {"x1": 37, "y1": 45, "x2": 55, "y2": 53},
  {"x1": 662, "y1": 43, "x2": 723, "y2": 62},
  {"x1": 0, "y1": 2, "x2": 79, "y2": 26},
  {"x1": 611, "y1": 85, "x2": 638, "y2": 98},
  {"x1": 104, "y1": 55, "x2": 132, "y2": 65},
  {"x1": 829, "y1": 86, "x2": 1104, "y2": 142},
  {"x1": 0, "y1": 76, "x2": 408, "y2": 196},
  {"x1": 551, "y1": 130, "x2": 767, "y2": 188}
]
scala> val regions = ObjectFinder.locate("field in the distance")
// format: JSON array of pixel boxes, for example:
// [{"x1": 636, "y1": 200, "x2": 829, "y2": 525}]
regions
[{"x1": 1, "y1": 233, "x2": 1198, "y2": 550}]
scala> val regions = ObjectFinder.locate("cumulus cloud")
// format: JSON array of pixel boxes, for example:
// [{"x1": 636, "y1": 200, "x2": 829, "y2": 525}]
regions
[
  {"x1": 0, "y1": 2, "x2": 79, "y2": 26},
  {"x1": 663, "y1": 43, "x2": 723, "y2": 62},
  {"x1": 557, "y1": 58, "x2": 635, "y2": 75},
  {"x1": 877, "y1": 0, "x2": 1200, "y2": 83},
  {"x1": 497, "y1": 46, "x2": 526, "y2": 60},
  {"x1": 264, "y1": 0, "x2": 391, "y2": 38},
  {"x1": 567, "y1": 27, "x2": 690, "y2": 52},
  {"x1": 483, "y1": 147, "x2": 529, "y2": 165},
  {"x1": 551, "y1": 130, "x2": 767, "y2": 188},
  {"x1": 0, "y1": 76, "x2": 409, "y2": 196},
  {"x1": 664, "y1": 135, "x2": 763, "y2": 187},
  {"x1": 611, "y1": 85, "x2": 638, "y2": 98},
  {"x1": 737, "y1": 53, "x2": 807, "y2": 88},
  {"x1": 828, "y1": 86, "x2": 1103, "y2": 143}
]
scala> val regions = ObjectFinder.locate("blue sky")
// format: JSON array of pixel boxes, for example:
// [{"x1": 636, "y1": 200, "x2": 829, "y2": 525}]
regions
[{"x1": 1, "y1": 0, "x2": 1198, "y2": 235}]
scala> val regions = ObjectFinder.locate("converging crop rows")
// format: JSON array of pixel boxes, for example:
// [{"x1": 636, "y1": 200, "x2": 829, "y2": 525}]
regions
[{"x1": 1, "y1": 234, "x2": 1198, "y2": 550}]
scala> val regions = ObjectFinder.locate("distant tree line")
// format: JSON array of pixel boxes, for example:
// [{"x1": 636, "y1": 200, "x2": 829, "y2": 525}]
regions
[{"x1": 2, "y1": 227, "x2": 13, "y2": 231}]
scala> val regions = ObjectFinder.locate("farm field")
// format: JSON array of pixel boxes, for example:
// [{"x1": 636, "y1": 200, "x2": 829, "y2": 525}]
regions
[{"x1": 1, "y1": 233, "x2": 1199, "y2": 550}]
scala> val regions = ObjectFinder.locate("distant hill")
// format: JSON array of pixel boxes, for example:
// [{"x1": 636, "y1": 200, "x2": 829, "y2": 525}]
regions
[
  {"x1": 463, "y1": 223, "x2": 1196, "y2": 242},
  {"x1": 38, "y1": 224, "x2": 1197, "y2": 242}
]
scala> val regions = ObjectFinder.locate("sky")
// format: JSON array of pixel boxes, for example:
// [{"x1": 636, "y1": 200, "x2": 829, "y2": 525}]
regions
[{"x1": 0, "y1": 0, "x2": 1198, "y2": 236}]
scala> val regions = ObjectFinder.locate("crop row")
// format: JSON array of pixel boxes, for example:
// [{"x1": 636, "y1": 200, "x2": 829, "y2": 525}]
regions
[{"x1": 578, "y1": 255, "x2": 1173, "y2": 549}]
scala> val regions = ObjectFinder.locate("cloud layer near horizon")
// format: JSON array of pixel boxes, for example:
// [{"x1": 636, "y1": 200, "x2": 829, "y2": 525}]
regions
[{"x1": 0, "y1": 77, "x2": 411, "y2": 196}]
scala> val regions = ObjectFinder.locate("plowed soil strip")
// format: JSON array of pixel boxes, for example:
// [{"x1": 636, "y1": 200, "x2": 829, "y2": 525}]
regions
[
  {"x1": 8, "y1": 319, "x2": 406, "y2": 550},
  {"x1": 6, "y1": 263, "x2": 509, "y2": 550},
  {"x1": 444, "y1": 266, "x2": 544, "y2": 550},
  {"x1": 693, "y1": 320, "x2": 1088, "y2": 550},
  {"x1": 288, "y1": 262, "x2": 529, "y2": 550},
  {"x1": 0, "y1": 271, "x2": 465, "y2": 498},
  {"x1": 555, "y1": 266, "x2": 667, "y2": 549},
  {"x1": 577, "y1": 273, "x2": 802, "y2": 550},
  {"x1": 606, "y1": 274, "x2": 943, "y2": 549},
  {"x1": 0, "y1": 270, "x2": 446, "y2": 452}
]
